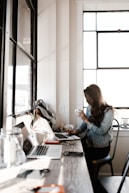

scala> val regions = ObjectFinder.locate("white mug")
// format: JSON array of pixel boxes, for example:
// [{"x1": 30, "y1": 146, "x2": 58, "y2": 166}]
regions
[{"x1": 75, "y1": 109, "x2": 82, "y2": 116}]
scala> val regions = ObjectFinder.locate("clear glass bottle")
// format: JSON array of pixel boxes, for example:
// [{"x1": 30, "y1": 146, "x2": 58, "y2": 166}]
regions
[
  {"x1": 2, "y1": 128, "x2": 26, "y2": 168},
  {"x1": 0, "y1": 129, "x2": 6, "y2": 168},
  {"x1": 3, "y1": 130, "x2": 17, "y2": 167},
  {"x1": 13, "y1": 127, "x2": 23, "y2": 148},
  {"x1": 12, "y1": 127, "x2": 26, "y2": 166}
]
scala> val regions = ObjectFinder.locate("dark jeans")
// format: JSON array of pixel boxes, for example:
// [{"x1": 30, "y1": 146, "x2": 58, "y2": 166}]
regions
[
  {"x1": 81, "y1": 137, "x2": 110, "y2": 161},
  {"x1": 85, "y1": 145, "x2": 110, "y2": 160},
  {"x1": 81, "y1": 138, "x2": 110, "y2": 192}
]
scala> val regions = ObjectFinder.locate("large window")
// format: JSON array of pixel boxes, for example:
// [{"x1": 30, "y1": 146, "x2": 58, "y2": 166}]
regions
[
  {"x1": 83, "y1": 11, "x2": 129, "y2": 109},
  {"x1": 0, "y1": 0, "x2": 37, "y2": 128},
  {"x1": 7, "y1": 0, "x2": 37, "y2": 116}
]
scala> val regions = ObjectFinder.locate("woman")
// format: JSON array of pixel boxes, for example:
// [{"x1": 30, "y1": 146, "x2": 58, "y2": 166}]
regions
[{"x1": 68, "y1": 84, "x2": 114, "y2": 186}]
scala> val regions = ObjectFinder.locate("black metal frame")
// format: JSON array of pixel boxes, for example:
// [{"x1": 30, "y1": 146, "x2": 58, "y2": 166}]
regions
[
  {"x1": 0, "y1": 0, "x2": 37, "y2": 128},
  {"x1": 0, "y1": 0, "x2": 6, "y2": 129},
  {"x1": 10, "y1": 0, "x2": 37, "y2": 117}
]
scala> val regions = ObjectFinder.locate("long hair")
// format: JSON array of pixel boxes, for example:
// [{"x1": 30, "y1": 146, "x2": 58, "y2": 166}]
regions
[{"x1": 84, "y1": 84, "x2": 113, "y2": 126}]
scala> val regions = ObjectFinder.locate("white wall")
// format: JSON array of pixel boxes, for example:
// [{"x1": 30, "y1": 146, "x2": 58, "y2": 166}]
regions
[
  {"x1": 37, "y1": 0, "x2": 129, "y2": 174},
  {"x1": 38, "y1": 0, "x2": 56, "y2": 120},
  {"x1": 38, "y1": 0, "x2": 129, "y2": 128},
  {"x1": 38, "y1": 0, "x2": 84, "y2": 128}
]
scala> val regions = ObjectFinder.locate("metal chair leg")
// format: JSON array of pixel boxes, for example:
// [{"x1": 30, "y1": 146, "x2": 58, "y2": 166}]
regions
[{"x1": 109, "y1": 162, "x2": 114, "y2": 176}]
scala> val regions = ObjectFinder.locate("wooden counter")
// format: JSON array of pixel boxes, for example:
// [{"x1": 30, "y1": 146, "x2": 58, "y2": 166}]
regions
[{"x1": 0, "y1": 140, "x2": 93, "y2": 193}]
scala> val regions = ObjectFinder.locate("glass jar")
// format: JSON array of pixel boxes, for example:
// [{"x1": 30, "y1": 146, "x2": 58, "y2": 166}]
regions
[
  {"x1": 0, "y1": 129, "x2": 6, "y2": 168},
  {"x1": 3, "y1": 130, "x2": 17, "y2": 167},
  {"x1": 12, "y1": 127, "x2": 23, "y2": 148},
  {"x1": 1, "y1": 128, "x2": 26, "y2": 168},
  {"x1": 12, "y1": 127, "x2": 26, "y2": 166}
]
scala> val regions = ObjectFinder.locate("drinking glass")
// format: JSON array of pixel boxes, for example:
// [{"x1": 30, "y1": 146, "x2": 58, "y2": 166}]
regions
[
  {"x1": 121, "y1": 118, "x2": 129, "y2": 128},
  {"x1": 42, "y1": 132, "x2": 50, "y2": 145}
]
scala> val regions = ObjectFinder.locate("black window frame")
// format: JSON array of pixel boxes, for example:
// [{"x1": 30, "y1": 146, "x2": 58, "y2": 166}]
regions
[
  {"x1": 0, "y1": 0, "x2": 37, "y2": 129},
  {"x1": 0, "y1": 0, "x2": 7, "y2": 129},
  {"x1": 9, "y1": 0, "x2": 37, "y2": 117}
]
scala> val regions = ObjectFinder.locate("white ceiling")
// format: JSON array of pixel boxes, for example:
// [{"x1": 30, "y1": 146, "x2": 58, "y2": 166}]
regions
[{"x1": 76, "y1": 0, "x2": 129, "y2": 11}]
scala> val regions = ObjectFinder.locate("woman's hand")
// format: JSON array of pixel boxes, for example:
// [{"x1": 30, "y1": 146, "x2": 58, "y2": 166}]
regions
[
  {"x1": 67, "y1": 129, "x2": 80, "y2": 135},
  {"x1": 78, "y1": 111, "x2": 89, "y2": 122}
]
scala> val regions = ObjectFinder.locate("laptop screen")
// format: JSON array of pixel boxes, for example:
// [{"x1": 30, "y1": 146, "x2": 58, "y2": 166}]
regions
[{"x1": 23, "y1": 138, "x2": 33, "y2": 155}]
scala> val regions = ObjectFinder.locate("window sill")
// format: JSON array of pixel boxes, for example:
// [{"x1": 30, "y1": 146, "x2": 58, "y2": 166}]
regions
[{"x1": 113, "y1": 127, "x2": 129, "y2": 137}]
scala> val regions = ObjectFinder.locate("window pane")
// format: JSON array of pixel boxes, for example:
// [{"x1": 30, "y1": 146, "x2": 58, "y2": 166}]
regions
[
  {"x1": 83, "y1": 69, "x2": 129, "y2": 108},
  {"x1": 83, "y1": 70, "x2": 96, "y2": 106},
  {"x1": 97, "y1": 69, "x2": 129, "y2": 108},
  {"x1": 83, "y1": 32, "x2": 96, "y2": 69},
  {"x1": 15, "y1": 48, "x2": 31, "y2": 113},
  {"x1": 83, "y1": 11, "x2": 129, "y2": 109},
  {"x1": 83, "y1": 12, "x2": 96, "y2": 30},
  {"x1": 97, "y1": 12, "x2": 129, "y2": 30},
  {"x1": 17, "y1": 0, "x2": 31, "y2": 53},
  {"x1": 7, "y1": 65, "x2": 13, "y2": 115},
  {"x1": 98, "y1": 32, "x2": 129, "y2": 68},
  {"x1": 7, "y1": 41, "x2": 14, "y2": 115}
]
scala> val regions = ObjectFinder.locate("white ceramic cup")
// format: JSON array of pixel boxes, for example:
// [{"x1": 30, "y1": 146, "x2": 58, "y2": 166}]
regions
[
  {"x1": 75, "y1": 109, "x2": 82, "y2": 116},
  {"x1": 64, "y1": 124, "x2": 74, "y2": 130}
]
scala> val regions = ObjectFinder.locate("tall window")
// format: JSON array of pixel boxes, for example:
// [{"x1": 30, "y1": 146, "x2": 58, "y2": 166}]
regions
[
  {"x1": 0, "y1": 0, "x2": 6, "y2": 128},
  {"x1": 0, "y1": 0, "x2": 37, "y2": 129},
  {"x1": 83, "y1": 11, "x2": 129, "y2": 109},
  {"x1": 7, "y1": 0, "x2": 37, "y2": 116}
]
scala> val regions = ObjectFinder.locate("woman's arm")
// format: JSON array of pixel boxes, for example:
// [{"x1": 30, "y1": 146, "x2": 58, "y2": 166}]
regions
[{"x1": 86, "y1": 109, "x2": 114, "y2": 135}]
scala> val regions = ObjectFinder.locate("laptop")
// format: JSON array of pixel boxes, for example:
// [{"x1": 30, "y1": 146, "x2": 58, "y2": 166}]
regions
[
  {"x1": 54, "y1": 132, "x2": 80, "y2": 141},
  {"x1": 14, "y1": 122, "x2": 62, "y2": 159}
]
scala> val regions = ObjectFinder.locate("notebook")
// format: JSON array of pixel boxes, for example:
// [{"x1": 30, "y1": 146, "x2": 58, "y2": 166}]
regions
[{"x1": 14, "y1": 122, "x2": 62, "y2": 159}]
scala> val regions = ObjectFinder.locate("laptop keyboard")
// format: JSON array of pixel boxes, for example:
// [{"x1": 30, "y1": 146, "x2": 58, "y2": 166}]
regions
[
  {"x1": 32, "y1": 145, "x2": 49, "y2": 156},
  {"x1": 55, "y1": 133, "x2": 68, "y2": 139}
]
